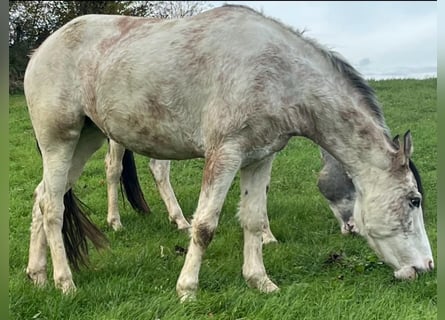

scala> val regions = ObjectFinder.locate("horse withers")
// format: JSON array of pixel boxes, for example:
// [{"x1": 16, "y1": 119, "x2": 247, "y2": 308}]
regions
[{"x1": 24, "y1": 5, "x2": 433, "y2": 300}]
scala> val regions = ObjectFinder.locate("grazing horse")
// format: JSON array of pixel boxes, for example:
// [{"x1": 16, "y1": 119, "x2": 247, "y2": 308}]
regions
[
  {"x1": 317, "y1": 148, "x2": 357, "y2": 234},
  {"x1": 24, "y1": 5, "x2": 433, "y2": 300}
]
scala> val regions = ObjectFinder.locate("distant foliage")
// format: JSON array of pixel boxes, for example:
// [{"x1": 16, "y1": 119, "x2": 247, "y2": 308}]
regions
[{"x1": 9, "y1": 1, "x2": 213, "y2": 94}]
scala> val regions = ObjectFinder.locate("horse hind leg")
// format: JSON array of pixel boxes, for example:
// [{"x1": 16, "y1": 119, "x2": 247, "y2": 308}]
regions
[
  {"x1": 35, "y1": 119, "x2": 106, "y2": 293},
  {"x1": 239, "y1": 155, "x2": 279, "y2": 293},
  {"x1": 35, "y1": 130, "x2": 83, "y2": 293},
  {"x1": 26, "y1": 181, "x2": 48, "y2": 287},
  {"x1": 149, "y1": 159, "x2": 191, "y2": 230}
]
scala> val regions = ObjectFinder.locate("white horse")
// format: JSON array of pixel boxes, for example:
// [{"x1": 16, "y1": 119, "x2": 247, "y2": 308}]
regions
[{"x1": 24, "y1": 5, "x2": 433, "y2": 300}]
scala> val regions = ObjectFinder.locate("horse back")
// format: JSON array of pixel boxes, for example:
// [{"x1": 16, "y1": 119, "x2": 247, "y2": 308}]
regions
[{"x1": 24, "y1": 6, "x2": 337, "y2": 161}]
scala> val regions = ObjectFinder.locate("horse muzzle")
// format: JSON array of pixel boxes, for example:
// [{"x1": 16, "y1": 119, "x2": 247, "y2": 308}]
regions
[{"x1": 394, "y1": 258, "x2": 434, "y2": 280}]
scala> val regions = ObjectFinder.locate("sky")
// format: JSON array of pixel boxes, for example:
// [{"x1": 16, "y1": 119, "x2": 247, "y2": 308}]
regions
[{"x1": 209, "y1": 1, "x2": 437, "y2": 80}]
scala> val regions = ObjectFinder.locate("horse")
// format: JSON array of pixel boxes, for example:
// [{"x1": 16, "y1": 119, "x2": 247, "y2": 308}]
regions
[
  {"x1": 317, "y1": 148, "x2": 357, "y2": 234},
  {"x1": 24, "y1": 5, "x2": 433, "y2": 300},
  {"x1": 105, "y1": 140, "x2": 278, "y2": 243},
  {"x1": 317, "y1": 137, "x2": 424, "y2": 235}
]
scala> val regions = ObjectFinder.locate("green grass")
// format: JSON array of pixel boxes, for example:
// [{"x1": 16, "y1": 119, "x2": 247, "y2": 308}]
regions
[{"x1": 9, "y1": 79, "x2": 437, "y2": 319}]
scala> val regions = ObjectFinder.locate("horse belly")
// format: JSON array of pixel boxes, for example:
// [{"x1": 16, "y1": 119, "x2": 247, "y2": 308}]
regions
[
  {"x1": 92, "y1": 108, "x2": 203, "y2": 160},
  {"x1": 115, "y1": 126, "x2": 202, "y2": 160}
]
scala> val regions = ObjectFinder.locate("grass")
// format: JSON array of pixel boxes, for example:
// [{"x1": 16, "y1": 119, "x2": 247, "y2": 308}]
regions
[{"x1": 9, "y1": 78, "x2": 437, "y2": 319}]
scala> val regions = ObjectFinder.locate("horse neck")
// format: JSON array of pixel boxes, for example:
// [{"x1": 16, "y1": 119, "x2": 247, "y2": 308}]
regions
[{"x1": 299, "y1": 98, "x2": 394, "y2": 184}]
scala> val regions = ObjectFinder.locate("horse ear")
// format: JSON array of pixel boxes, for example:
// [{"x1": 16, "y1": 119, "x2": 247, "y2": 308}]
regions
[
  {"x1": 403, "y1": 130, "x2": 413, "y2": 158},
  {"x1": 394, "y1": 131, "x2": 413, "y2": 167},
  {"x1": 395, "y1": 130, "x2": 412, "y2": 167}
]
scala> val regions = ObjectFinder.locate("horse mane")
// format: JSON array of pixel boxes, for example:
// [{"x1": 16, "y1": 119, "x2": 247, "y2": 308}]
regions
[
  {"x1": 409, "y1": 159, "x2": 423, "y2": 196},
  {"x1": 322, "y1": 51, "x2": 390, "y2": 137},
  {"x1": 222, "y1": 4, "x2": 390, "y2": 138}
]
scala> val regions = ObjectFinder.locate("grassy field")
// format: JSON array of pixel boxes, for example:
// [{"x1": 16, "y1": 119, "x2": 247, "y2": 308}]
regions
[{"x1": 9, "y1": 79, "x2": 437, "y2": 319}]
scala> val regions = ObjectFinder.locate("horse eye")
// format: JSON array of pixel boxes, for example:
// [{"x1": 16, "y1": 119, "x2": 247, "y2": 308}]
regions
[{"x1": 409, "y1": 197, "x2": 421, "y2": 209}]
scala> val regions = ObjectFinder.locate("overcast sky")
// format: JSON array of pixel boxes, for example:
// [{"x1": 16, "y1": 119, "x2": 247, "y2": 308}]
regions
[{"x1": 209, "y1": 1, "x2": 437, "y2": 79}]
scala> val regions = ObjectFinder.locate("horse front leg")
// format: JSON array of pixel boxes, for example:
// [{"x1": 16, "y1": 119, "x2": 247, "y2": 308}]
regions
[
  {"x1": 176, "y1": 145, "x2": 241, "y2": 302},
  {"x1": 26, "y1": 181, "x2": 48, "y2": 286},
  {"x1": 239, "y1": 155, "x2": 279, "y2": 293},
  {"x1": 262, "y1": 212, "x2": 278, "y2": 244},
  {"x1": 149, "y1": 159, "x2": 190, "y2": 230},
  {"x1": 105, "y1": 140, "x2": 125, "y2": 230}
]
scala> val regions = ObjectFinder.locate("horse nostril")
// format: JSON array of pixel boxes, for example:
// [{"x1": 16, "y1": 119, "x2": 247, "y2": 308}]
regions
[{"x1": 428, "y1": 260, "x2": 434, "y2": 270}]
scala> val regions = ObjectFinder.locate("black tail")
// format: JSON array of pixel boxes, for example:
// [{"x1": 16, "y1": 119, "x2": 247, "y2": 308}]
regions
[
  {"x1": 63, "y1": 189, "x2": 109, "y2": 270},
  {"x1": 121, "y1": 149, "x2": 150, "y2": 214}
]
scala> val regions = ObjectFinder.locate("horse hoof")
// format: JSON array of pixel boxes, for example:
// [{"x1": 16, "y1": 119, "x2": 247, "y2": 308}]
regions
[
  {"x1": 262, "y1": 233, "x2": 278, "y2": 245},
  {"x1": 246, "y1": 274, "x2": 279, "y2": 293},
  {"x1": 176, "y1": 219, "x2": 192, "y2": 231},
  {"x1": 177, "y1": 286, "x2": 197, "y2": 303},
  {"x1": 178, "y1": 291, "x2": 197, "y2": 303},
  {"x1": 108, "y1": 219, "x2": 123, "y2": 231},
  {"x1": 56, "y1": 279, "x2": 77, "y2": 294},
  {"x1": 26, "y1": 268, "x2": 47, "y2": 287},
  {"x1": 259, "y1": 278, "x2": 279, "y2": 293}
]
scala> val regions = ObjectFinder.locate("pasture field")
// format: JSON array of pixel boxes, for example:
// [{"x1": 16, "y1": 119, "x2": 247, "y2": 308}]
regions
[{"x1": 9, "y1": 79, "x2": 437, "y2": 319}]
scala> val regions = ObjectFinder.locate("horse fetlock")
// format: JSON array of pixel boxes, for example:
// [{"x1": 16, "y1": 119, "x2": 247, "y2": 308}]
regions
[
  {"x1": 244, "y1": 272, "x2": 279, "y2": 293},
  {"x1": 107, "y1": 217, "x2": 123, "y2": 231},
  {"x1": 26, "y1": 268, "x2": 47, "y2": 286}
]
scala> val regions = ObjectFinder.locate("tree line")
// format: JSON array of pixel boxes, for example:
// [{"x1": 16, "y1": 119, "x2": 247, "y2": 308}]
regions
[{"x1": 9, "y1": 1, "x2": 213, "y2": 94}]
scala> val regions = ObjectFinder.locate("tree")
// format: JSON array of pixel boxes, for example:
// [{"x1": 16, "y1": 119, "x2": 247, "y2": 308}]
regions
[{"x1": 9, "y1": 1, "x2": 213, "y2": 94}]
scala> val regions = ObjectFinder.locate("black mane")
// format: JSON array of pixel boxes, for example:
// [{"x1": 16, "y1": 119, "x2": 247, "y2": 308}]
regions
[
  {"x1": 325, "y1": 51, "x2": 389, "y2": 136},
  {"x1": 409, "y1": 159, "x2": 423, "y2": 196}
]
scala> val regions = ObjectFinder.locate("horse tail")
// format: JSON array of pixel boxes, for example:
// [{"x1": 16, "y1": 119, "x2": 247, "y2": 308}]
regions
[
  {"x1": 63, "y1": 189, "x2": 109, "y2": 270},
  {"x1": 121, "y1": 149, "x2": 151, "y2": 214}
]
